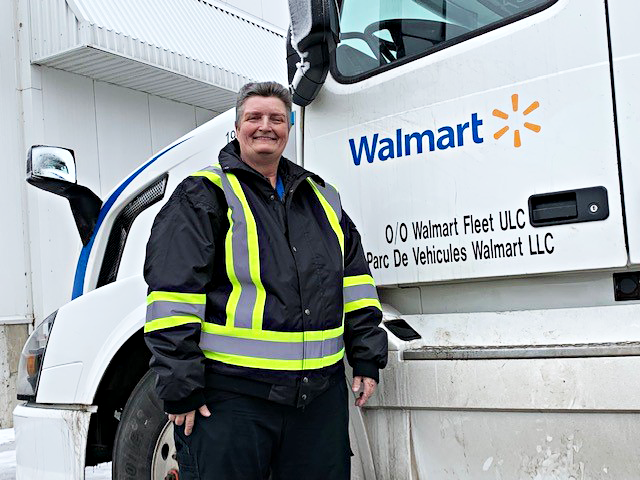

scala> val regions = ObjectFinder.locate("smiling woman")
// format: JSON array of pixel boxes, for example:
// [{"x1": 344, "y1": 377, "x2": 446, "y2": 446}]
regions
[
  {"x1": 234, "y1": 82, "x2": 293, "y2": 186},
  {"x1": 237, "y1": 98, "x2": 289, "y2": 163}
]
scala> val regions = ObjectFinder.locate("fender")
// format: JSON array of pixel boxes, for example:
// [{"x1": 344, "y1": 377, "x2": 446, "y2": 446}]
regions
[{"x1": 36, "y1": 274, "x2": 147, "y2": 404}]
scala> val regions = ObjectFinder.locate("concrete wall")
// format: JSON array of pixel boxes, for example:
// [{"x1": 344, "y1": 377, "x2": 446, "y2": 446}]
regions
[{"x1": 0, "y1": 326, "x2": 28, "y2": 427}]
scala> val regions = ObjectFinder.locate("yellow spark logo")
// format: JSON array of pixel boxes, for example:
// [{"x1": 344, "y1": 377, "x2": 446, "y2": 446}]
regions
[{"x1": 493, "y1": 94, "x2": 541, "y2": 148}]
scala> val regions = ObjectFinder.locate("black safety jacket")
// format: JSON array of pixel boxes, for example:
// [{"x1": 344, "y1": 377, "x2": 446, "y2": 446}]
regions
[{"x1": 144, "y1": 140, "x2": 387, "y2": 414}]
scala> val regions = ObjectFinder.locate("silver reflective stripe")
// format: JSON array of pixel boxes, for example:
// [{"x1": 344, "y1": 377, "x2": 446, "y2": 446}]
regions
[
  {"x1": 312, "y1": 180, "x2": 342, "y2": 222},
  {"x1": 205, "y1": 166, "x2": 257, "y2": 329},
  {"x1": 343, "y1": 283, "x2": 378, "y2": 304},
  {"x1": 146, "y1": 301, "x2": 205, "y2": 322},
  {"x1": 199, "y1": 333, "x2": 344, "y2": 360}
]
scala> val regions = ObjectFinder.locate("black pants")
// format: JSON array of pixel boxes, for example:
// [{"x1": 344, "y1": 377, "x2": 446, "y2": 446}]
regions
[{"x1": 173, "y1": 380, "x2": 351, "y2": 480}]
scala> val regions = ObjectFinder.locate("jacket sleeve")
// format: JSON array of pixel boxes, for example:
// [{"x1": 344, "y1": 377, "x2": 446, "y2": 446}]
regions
[
  {"x1": 342, "y1": 211, "x2": 388, "y2": 383},
  {"x1": 143, "y1": 177, "x2": 225, "y2": 414}
]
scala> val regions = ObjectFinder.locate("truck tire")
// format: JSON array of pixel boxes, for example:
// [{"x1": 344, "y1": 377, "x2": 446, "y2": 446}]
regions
[{"x1": 112, "y1": 370, "x2": 179, "y2": 480}]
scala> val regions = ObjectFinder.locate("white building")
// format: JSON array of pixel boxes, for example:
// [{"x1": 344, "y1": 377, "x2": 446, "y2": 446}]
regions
[{"x1": 0, "y1": 0, "x2": 289, "y2": 426}]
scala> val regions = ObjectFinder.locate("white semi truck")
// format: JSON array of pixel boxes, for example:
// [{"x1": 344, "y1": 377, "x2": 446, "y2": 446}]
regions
[{"x1": 14, "y1": 0, "x2": 640, "y2": 478}]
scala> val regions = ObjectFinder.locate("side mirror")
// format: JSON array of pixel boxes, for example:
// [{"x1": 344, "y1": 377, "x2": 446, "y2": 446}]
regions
[
  {"x1": 287, "y1": 0, "x2": 340, "y2": 106},
  {"x1": 28, "y1": 146, "x2": 77, "y2": 185},
  {"x1": 27, "y1": 145, "x2": 102, "y2": 246}
]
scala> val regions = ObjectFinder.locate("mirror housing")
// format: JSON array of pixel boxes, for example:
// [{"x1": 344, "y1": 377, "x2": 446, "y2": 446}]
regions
[
  {"x1": 27, "y1": 145, "x2": 102, "y2": 246},
  {"x1": 287, "y1": 0, "x2": 340, "y2": 106}
]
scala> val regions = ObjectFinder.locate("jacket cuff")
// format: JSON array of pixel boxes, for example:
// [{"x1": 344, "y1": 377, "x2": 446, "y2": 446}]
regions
[
  {"x1": 163, "y1": 389, "x2": 207, "y2": 414},
  {"x1": 352, "y1": 360, "x2": 379, "y2": 383}
]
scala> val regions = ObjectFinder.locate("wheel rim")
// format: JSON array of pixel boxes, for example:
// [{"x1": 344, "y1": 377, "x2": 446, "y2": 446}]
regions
[{"x1": 151, "y1": 421, "x2": 180, "y2": 480}]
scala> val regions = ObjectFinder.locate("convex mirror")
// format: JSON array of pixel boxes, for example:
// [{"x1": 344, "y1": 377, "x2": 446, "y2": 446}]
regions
[{"x1": 28, "y1": 146, "x2": 76, "y2": 185}]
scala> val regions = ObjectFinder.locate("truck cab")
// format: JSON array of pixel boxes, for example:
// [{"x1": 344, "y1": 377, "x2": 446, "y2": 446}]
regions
[{"x1": 14, "y1": 0, "x2": 640, "y2": 478}]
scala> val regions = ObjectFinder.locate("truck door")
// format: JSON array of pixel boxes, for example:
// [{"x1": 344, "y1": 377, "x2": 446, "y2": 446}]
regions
[{"x1": 304, "y1": 0, "x2": 626, "y2": 286}]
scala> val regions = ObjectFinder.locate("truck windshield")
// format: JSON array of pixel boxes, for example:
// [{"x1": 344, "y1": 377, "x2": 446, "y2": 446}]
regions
[{"x1": 335, "y1": 0, "x2": 552, "y2": 78}]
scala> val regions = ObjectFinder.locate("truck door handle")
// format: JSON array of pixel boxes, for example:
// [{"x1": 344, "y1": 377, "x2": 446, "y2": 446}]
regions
[
  {"x1": 531, "y1": 198, "x2": 577, "y2": 222},
  {"x1": 528, "y1": 186, "x2": 609, "y2": 227}
]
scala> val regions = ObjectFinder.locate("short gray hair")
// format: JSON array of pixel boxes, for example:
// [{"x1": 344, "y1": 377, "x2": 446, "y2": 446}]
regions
[{"x1": 235, "y1": 81, "x2": 292, "y2": 125}]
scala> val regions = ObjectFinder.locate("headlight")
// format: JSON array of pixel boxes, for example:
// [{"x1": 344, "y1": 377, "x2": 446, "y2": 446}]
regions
[{"x1": 17, "y1": 310, "x2": 57, "y2": 400}]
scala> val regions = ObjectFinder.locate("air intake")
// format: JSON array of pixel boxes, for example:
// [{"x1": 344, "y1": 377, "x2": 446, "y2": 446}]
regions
[{"x1": 97, "y1": 174, "x2": 168, "y2": 288}]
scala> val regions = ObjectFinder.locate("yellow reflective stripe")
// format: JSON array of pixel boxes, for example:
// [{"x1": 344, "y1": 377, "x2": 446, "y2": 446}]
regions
[
  {"x1": 202, "y1": 322, "x2": 343, "y2": 342},
  {"x1": 224, "y1": 208, "x2": 241, "y2": 328},
  {"x1": 344, "y1": 298, "x2": 382, "y2": 313},
  {"x1": 146, "y1": 291, "x2": 206, "y2": 305},
  {"x1": 227, "y1": 173, "x2": 266, "y2": 331},
  {"x1": 191, "y1": 169, "x2": 223, "y2": 188},
  {"x1": 303, "y1": 326, "x2": 343, "y2": 341},
  {"x1": 343, "y1": 274, "x2": 375, "y2": 288},
  {"x1": 194, "y1": 166, "x2": 235, "y2": 322},
  {"x1": 307, "y1": 180, "x2": 344, "y2": 255},
  {"x1": 144, "y1": 316, "x2": 203, "y2": 333},
  {"x1": 203, "y1": 348, "x2": 344, "y2": 370}
]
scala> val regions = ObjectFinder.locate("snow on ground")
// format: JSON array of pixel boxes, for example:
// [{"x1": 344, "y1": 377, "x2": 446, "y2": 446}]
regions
[
  {"x1": 0, "y1": 430, "x2": 16, "y2": 480},
  {"x1": 0, "y1": 431, "x2": 13, "y2": 446},
  {"x1": 0, "y1": 428, "x2": 112, "y2": 479},
  {"x1": 0, "y1": 450, "x2": 16, "y2": 480},
  {"x1": 85, "y1": 463, "x2": 112, "y2": 479}
]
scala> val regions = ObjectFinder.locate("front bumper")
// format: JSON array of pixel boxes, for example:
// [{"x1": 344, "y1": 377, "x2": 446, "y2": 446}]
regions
[{"x1": 13, "y1": 403, "x2": 95, "y2": 480}]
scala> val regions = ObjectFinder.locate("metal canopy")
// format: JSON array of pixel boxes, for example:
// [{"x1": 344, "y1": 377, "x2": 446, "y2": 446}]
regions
[{"x1": 30, "y1": 0, "x2": 287, "y2": 112}]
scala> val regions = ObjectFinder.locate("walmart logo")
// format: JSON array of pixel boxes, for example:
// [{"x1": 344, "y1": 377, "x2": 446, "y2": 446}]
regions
[
  {"x1": 348, "y1": 113, "x2": 484, "y2": 166},
  {"x1": 348, "y1": 94, "x2": 541, "y2": 165},
  {"x1": 493, "y1": 94, "x2": 541, "y2": 148}
]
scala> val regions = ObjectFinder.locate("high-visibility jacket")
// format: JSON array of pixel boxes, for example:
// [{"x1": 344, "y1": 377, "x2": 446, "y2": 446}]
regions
[{"x1": 144, "y1": 140, "x2": 388, "y2": 414}]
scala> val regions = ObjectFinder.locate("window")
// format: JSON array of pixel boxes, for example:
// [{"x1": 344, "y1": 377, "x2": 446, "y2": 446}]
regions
[{"x1": 335, "y1": 0, "x2": 554, "y2": 80}]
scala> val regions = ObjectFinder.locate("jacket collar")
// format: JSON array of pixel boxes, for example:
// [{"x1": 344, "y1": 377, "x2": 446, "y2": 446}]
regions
[{"x1": 218, "y1": 140, "x2": 326, "y2": 187}]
